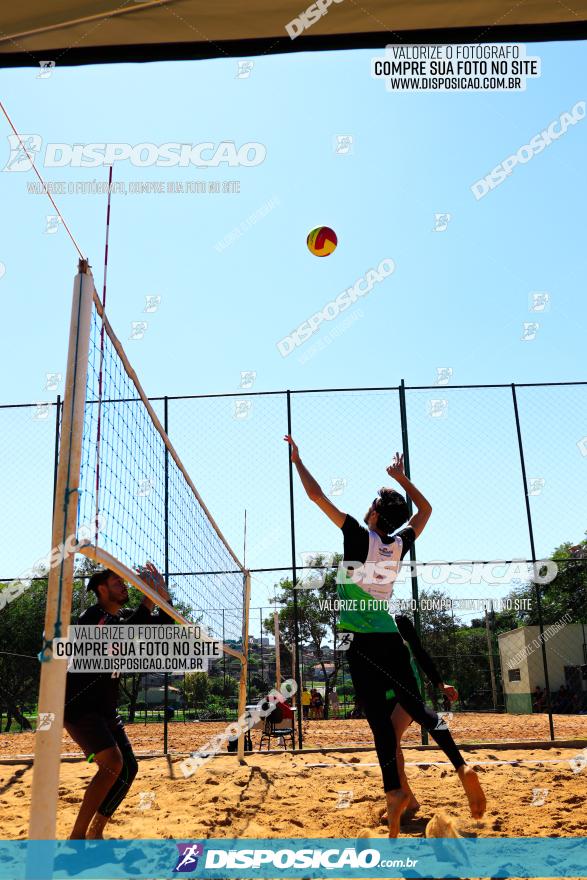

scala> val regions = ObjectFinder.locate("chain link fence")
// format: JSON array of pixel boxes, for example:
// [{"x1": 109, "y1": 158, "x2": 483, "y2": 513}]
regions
[{"x1": 1, "y1": 382, "x2": 586, "y2": 751}]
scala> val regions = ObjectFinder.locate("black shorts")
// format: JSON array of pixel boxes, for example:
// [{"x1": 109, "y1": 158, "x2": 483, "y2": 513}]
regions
[{"x1": 64, "y1": 713, "x2": 132, "y2": 759}]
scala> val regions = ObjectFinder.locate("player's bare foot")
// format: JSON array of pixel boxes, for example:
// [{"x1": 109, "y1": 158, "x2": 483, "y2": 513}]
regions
[
  {"x1": 457, "y1": 765, "x2": 486, "y2": 819},
  {"x1": 402, "y1": 798, "x2": 421, "y2": 822},
  {"x1": 86, "y1": 827, "x2": 105, "y2": 839},
  {"x1": 385, "y1": 789, "x2": 410, "y2": 837},
  {"x1": 86, "y1": 813, "x2": 108, "y2": 840},
  {"x1": 380, "y1": 795, "x2": 420, "y2": 824}
]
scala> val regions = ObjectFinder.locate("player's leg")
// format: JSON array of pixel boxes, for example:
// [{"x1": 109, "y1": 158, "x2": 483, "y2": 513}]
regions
[
  {"x1": 347, "y1": 637, "x2": 409, "y2": 837},
  {"x1": 88, "y1": 716, "x2": 139, "y2": 839},
  {"x1": 64, "y1": 714, "x2": 124, "y2": 839},
  {"x1": 379, "y1": 702, "x2": 418, "y2": 824},
  {"x1": 68, "y1": 747, "x2": 124, "y2": 840},
  {"x1": 390, "y1": 702, "x2": 420, "y2": 818},
  {"x1": 391, "y1": 664, "x2": 486, "y2": 820}
]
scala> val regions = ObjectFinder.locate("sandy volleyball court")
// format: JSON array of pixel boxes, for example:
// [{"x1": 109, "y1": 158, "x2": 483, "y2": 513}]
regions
[
  {"x1": 2, "y1": 717, "x2": 586, "y2": 879},
  {"x1": 1, "y1": 746, "x2": 587, "y2": 841},
  {"x1": 1, "y1": 714, "x2": 586, "y2": 760}
]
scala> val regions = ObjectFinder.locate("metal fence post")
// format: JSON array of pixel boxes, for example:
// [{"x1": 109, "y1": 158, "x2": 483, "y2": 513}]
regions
[
  {"x1": 511, "y1": 383, "x2": 555, "y2": 740},
  {"x1": 286, "y1": 391, "x2": 303, "y2": 748},
  {"x1": 237, "y1": 570, "x2": 252, "y2": 759},
  {"x1": 399, "y1": 380, "x2": 428, "y2": 744},
  {"x1": 260, "y1": 607, "x2": 265, "y2": 684}
]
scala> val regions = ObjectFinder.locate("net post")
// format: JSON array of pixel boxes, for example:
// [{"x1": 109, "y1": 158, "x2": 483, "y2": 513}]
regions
[
  {"x1": 28, "y1": 259, "x2": 94, "y2": 840},
  {"x1": 237, "y1": 569, "x2": 252, "y2": 761},
  {"x1": 399, "y1": 379, "x2": 428, "y2": 745},
  {"x1": 51, "y1": 394, "x2": 61, "y2": 514},
  {"x1": 163, "y1": 395, "x2": 170, "y2": 756},
  {"x1": 222, "y1": 609, "x2": 226, "y2": 689}
]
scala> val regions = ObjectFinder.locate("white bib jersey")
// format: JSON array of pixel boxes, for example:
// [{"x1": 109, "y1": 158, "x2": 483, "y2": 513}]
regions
[
  {"x1": 348, "y1": 529, "x2": 403, "y2": 601},
  {"x1": 337, "y1": 517, "x2": 414, "y2": 634}
]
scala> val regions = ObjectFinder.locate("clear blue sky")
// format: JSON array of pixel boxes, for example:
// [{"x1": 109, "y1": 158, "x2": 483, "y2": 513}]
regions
[{"x1": 0, "y1": 43, "x2": 585, "y2": 629}]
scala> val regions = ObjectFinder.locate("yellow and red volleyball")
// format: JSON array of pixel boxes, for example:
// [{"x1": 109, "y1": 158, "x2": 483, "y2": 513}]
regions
[{"x1": 307, "y1": 226, "x2": 338, "y2": 257}]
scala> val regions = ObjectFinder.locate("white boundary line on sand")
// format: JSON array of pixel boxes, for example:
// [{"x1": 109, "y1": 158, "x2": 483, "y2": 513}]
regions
[
  {"x1": 1, "y1": 756, "x2": 579, "y2": 771},
  {"x1": 303, "y1": 758, "x2": 574, "y2": 768}
]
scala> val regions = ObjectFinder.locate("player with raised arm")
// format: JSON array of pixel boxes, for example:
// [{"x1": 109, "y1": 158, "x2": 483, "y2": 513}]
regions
[
  {"x1": 63, "y1": 562, "x2": 174, "y2": 840},
  {"x1": 284, "y1": 435, "x2": 486, "y2": 836}
]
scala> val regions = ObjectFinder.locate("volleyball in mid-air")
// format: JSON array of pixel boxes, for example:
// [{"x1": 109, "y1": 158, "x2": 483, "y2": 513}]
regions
[{"x1": 307, "y1": 226, "x2": 338, "y2": 257}]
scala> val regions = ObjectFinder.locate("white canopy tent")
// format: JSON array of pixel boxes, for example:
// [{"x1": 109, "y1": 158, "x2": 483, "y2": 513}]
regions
[{"x1": 1, "y1": 0, "x2": 587, "y2": 67}]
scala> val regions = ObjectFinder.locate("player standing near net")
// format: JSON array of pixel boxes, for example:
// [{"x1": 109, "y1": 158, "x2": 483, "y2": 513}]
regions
[
  {"x1": 285, "y1": 436, "x2": 486, "y2": 836},
  {"x1": 63, "y1": 562, "x2": 174, "y2": 840}
]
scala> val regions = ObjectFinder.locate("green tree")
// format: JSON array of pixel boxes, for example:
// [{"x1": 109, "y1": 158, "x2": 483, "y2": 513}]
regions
[
  {"x1": 418, "y1": 588, "x2": 458, "y2": 681},
  {"x1": 0, "y1": 564, "x2": 94, "y2": 730},
  {"x1": 539, "y1": 538, "x2": 587, "y2": 623},
  {"x1": 489, "y1": 538, "x2": 587, "y2": 630},
  {"x1": 0, "y1": 578, "x2": 45, "y2": 730},
  {"x1": 209, "y1": 674, "x2": 237, "y2": 700},
  {"x1": 181, "y1": 671, "x2": 211, "y2": 710},
  {"x1": 452, "y1": 626, "x2": 498, "y2": 708},
  {"x1": 0, "y1": 557, "x2": 196, "y2": 730}
]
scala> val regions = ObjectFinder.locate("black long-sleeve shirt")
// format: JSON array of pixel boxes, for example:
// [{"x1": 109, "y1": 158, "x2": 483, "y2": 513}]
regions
[
  {"x1": 395, "y1": 615, "x2": 443, "y2": 687},
  {"x1": 64, "y1": 602, "x2": 174, "y2": 720}
]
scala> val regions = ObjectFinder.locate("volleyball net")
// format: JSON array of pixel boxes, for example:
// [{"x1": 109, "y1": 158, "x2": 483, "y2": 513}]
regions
[
  {"x1": 78, "y1": 293, "x2": 246, "y2": 650},
  {"x1": 29, "y1": 260, "x2": 249, "y2": 839}
]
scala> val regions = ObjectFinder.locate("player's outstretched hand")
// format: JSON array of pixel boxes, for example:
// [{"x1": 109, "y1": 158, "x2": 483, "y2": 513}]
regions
[
  {"x1": 386, "y1": 452, "x2": 405, "y2": 480},
  {"x1": 284, "y1": 434, "x2": 300, "y2": 464},
  {"x1": 137, "y1": 562, "x2": 171, "y2": 603}
]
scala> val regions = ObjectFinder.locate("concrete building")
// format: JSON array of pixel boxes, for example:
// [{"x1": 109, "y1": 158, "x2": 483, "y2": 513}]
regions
[
  {"x1": 310, "y1": 662, "x2": 335, "y2": 680},
  {"x1": 498, "y1": 623, "x2": 587, "y2": 713},
  {"x1": 144, "y1": 685, "x2": 183, "y2": 707}
]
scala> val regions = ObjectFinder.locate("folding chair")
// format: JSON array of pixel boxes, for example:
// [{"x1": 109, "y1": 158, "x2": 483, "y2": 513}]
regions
[{"x1": 258, "y1": 704, "x2": 296, "y2": 751}]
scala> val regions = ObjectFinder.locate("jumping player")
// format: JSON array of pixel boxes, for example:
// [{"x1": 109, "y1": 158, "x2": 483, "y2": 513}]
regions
[
  {"x1": 63, "y1": 563, "x2": 173, "y2": 839},
  {"x1": 285, "y1": 436, "x2": 486, "y2": 836}
]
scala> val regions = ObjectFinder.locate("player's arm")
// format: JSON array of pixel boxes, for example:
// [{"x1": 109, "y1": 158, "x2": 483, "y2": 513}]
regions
[
  {"x1": 397, "y1": 616, "x2": 458, "y2": 702},
  {"x1": 386, "y1": 452, "x2": 432, "y2": 538},
  {"x1": 396, "y1": 615, "x2": 442, "y2": 686},
  {"x1": 284, "y1": 435, "x2": 346, "y2": 528}
]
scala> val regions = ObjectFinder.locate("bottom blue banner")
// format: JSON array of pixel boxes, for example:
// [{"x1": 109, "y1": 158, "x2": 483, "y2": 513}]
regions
[{"x1": 0, "y1": 838, "x2": 585, "y2": 879}]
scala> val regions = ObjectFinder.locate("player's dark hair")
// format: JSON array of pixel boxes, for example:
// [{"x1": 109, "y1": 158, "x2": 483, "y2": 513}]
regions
[
  {"x1": 374, "y1": 488, "x2": 409, "y2": 534},
  {"x1": 86, "y1": 569, "x2": 116, "y2": 595}
]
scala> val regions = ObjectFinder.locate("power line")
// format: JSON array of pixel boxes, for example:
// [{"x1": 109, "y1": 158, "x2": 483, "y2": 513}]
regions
[{"x1": 0, "y1": 99, "x2": 85, "y2": 259}]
